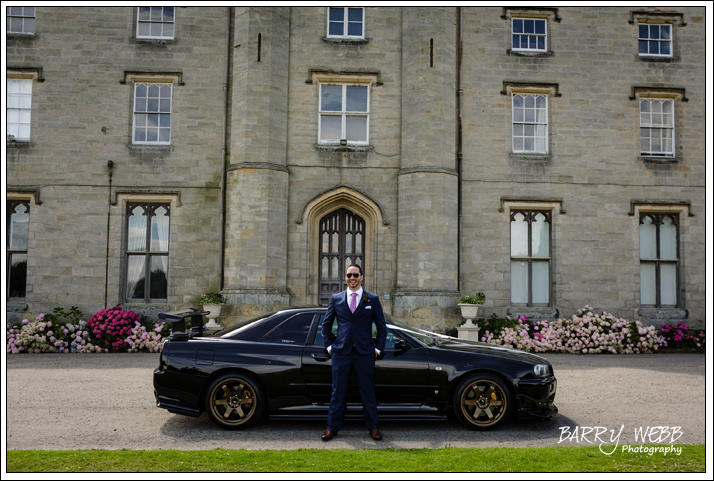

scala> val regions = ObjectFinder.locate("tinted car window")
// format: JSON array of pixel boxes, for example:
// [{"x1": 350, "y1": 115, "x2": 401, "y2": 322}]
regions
[
  {"x1": 224, "y1": 312, "x2": 291, "y2": 341},
  {"x1": 313, "y1": 314, "x2": 338, "y2": 345},
  {"x1": 264, "y1": 314, "x2": 314, "y2": 345}
]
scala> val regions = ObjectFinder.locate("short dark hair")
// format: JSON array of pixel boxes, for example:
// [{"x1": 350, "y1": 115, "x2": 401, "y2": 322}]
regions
[{"x1": 346, "y1": 264, "x2": 363, "y2": 277}]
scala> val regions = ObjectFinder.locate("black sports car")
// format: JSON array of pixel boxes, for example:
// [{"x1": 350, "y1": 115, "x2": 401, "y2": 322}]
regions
[{"x1": 153, "y1": 307, "x2": 557, "y2": 430}]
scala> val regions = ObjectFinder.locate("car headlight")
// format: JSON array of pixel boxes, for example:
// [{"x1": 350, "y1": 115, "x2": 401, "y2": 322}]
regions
[{"x1": 533, "y1": 364, "x2": 549, "y2": 377}]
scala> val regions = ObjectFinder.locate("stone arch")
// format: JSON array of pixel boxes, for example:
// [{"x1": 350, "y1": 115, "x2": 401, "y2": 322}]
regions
[{"x1": 300, "y1": 185, "x2": 385, "y2": 305}]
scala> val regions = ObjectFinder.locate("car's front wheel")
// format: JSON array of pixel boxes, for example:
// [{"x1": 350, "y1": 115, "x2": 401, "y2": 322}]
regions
[
  {"x1": 205, "y1": 373, "x2": 264, "y2": 430},
  {"x1": 453, "y1": 373, "x2": 512, "y2": 430}
]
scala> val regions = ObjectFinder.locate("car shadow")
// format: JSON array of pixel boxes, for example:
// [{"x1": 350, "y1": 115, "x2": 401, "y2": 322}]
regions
[{"x1": 158, "y1": 412, "x2": 580, "y2": 448}]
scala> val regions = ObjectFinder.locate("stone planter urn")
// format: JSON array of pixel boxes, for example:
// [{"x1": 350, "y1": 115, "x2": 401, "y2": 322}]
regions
[
  {"x1": 202, "y1": 304, "x2": 224, "y2": 328},
  {"x1": 457, "y1": 303, "x2": 481, "y2": 341}
]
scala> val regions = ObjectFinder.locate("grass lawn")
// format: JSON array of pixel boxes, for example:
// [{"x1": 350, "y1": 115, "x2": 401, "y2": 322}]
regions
[{"x1": 7, "y1": 444, "x2": 704, "y2": 472}]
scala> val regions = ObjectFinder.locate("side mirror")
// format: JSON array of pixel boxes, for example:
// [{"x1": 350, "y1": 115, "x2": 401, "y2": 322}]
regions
[{"x1": 394, "y1": 337, "x2": 408, "y2": 350}]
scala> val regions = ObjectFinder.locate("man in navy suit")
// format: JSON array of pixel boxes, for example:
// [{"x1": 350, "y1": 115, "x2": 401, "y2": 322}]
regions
[{"x1": 320, "y1": 264, "x2": 387, "y2": 441}]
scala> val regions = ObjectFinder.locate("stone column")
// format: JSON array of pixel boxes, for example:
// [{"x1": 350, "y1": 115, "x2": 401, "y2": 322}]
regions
[
  {"x1": 394, "y1": 7, "x2": 460, "y2": 332},
  {"x1": 224, "y1": 7, "x2": 291, "y2": 323}
]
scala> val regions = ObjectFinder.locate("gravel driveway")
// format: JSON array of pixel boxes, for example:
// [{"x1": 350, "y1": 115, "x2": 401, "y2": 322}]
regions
[{"x1": 6, "y1": 352, "x2": 705, "y2": 451}]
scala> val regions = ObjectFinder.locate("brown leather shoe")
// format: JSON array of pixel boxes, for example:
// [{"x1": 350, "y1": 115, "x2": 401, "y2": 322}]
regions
[
  {"x1": 370, "y1": 428, "x2": 383, "y2": 440},
  {"x1": 321, "y1": 428, "x2": 338, "y2": 441}
]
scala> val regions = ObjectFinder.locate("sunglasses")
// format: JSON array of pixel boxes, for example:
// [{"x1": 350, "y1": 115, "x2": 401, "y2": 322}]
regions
[{"x1": 345, "y1": 273, "x2": 361, "y2": 278}]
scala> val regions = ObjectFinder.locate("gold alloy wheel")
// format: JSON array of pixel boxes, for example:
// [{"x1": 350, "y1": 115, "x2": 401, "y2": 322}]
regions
[
  {"x1": 206, "y1": 375, "x2": 262, "y2": 429},
  {"x1": 456, "y1": 374, "x2": 511, "y2": 429}
]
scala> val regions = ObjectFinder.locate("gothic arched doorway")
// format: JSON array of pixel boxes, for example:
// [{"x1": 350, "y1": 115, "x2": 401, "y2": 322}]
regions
[{"x1": 318, "y1": 208, "x2": 365, "y2": 305}]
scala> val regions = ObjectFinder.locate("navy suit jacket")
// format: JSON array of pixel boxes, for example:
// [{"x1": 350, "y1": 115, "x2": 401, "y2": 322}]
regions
[{"x1": 322, "y1": 289, "x2": 387, "y2": 355}]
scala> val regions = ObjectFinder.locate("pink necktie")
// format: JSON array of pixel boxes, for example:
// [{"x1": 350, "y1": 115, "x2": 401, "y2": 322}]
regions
[{"x1": 350, "y1": 292, "x2": 357, "y2": 313}]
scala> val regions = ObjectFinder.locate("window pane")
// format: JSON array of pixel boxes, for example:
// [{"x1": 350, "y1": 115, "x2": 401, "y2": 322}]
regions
[
  {"x1": 163, "y1": 7, "x2": 174, "y2": 22},
  {"x1": 638, "y1": 24, "x2": 648, "y2": 39},
  {"x1": 150, "y1": 206, "x2": 170, "y2": 251},
  {"x1": 537, "y1": 36, "x2": 545, "y2": 50},
  {"x1": 639, "y1": 216, "x2": 656, "y2": 259},
  {"x1": 159, "y1": 128, "x2": 170, "y2": 143},
  {"x1": 321, "y1": 85, "x2": 343, "y2": 111},
  {"x1": 329, "y1": 7, "x2": 344, "y2": 21},
  {"x1": 138, "y1": 22, "x2": 151, "y2": 37},
  {"x1": 321, "y1": 257, "x2": 329, "y2": 278},
  {"x1": 524, "y1": 19, "x2": 534, "y2": 34},
  {"x1": 639, "y1": 40, "x2": 648, "y2": 54},
  {"x1": 9, "y1": 254, "x2": 28, "y2": 298},
  {"x1": 320, "y1": 115, "x2": 342, "y2": 141},
  {"x1": 511, "y1": 260, "x2": 528, "y2": 303},
  {"x1": 531, "y1": 213, "x2": 549, "y2": 257},
  {"x1": 510, "y1": 213, "x2": 528, "y2": 256},
  {"x1": 348, "y1": 8, "x2": 362, "y2": 22},
  {"x1": 640, "y1": 262, "x2": 656, "y2": 305},
  {"x1": 660, "y1": 41, "x2": 670, "y2": 55},
  {"x1": 661, "y1": 25, "x2": 671, "y2": 40},
  {"x1": 149, "y1": 256, "x2": 168, "y2": 299},
  {"x1": 649, "y1": 40, "x2": 659, "y2": 54},
  {"x1": 348, "y1": 22, "x2": 362, "y2": 36},
  {"x1": 147, "y1": 128, "x2": 158, "y2": 142},
  {"x1": 346, "y1": 116, "x2": 367, "y2": 142},
  {"x1": 23, "y1": 17, "x2": 35, "y2": 33},
  {"x1": 138, "y1": 6, "x2": 151, "y2": 21},
  {"x1": 127, "y1": 205, "x2": 147, "y2": 251},
  {"x1": 535, "y1": 20, "x2": 545, "y2": 35},
  {"x1": 355, "y1": 233, "x2": 362, "y2": 253},
  {"x1": 331, "y1": 232, "x2": 339, "y2": 253},
  {"x1": 329, "y1": 22, "x2": 343, "y2": 36},
  {"x1": 126, "y1": 255, "x2": 146, "y2": 299},
  {"x1": 532, "y1": 261, "x2": 549, "y2": 304},
  {"x1": 651, "y1": 25, "x2": 660, "y2": 39},
  {"x1": 163, "y1": 22, "x2": 174, "y2": 38},
  {"x1": 513, "y1": 19, "x2": 523, "y2": 34},
  {"x1": 331, "y1": 257, "x2": 338, "y2": 279},
  {"x1": 659, "y1": 216, "x2": 677, "y2": 260},
  {"x1": 660, "y1": 263, "x2": 677, "y2": 305},
  {"x1": 346, "y1": 86, "x2": 368, "y2": 112},
  {"x1": 9, "y1": 204, "x2": 30, "y2": 250},
  {"x1": 159, "y1": 114, "x2": 171, "y2": 127}
]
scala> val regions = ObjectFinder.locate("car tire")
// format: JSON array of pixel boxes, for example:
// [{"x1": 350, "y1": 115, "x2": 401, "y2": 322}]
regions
[
  {"x1": 453, "y1": 373, "x2": 512, "y2": 430},
  {"x1": 205, "y1": 373, "x2": 265, "y2": 430}
]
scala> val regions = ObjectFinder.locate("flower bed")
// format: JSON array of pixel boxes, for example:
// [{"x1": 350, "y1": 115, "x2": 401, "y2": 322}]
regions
[
  {"x1": 6, "y1": 306, "x2": 167, "y2": 354},
  {"x1": 479, "y1": 306, "x2": 705, "y2": 354}
]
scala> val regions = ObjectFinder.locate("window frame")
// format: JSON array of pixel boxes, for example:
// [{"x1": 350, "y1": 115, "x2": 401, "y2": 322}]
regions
[
  {"x1": 638, "y1": 22, "x2": 672, "y2": 58},
  {"x1": 326, "y1": 7, "x2": 365, "y2": 39},
  {"x1": 639, "y1": 212, "x2": 680, "y2": 308},
  {"x1": 136, "y1": 6, "x2": 175, "y2": 40},
  {"x1": 509, "y1": 209, "x2": 552, "y2": 307},
  {"x1": 6, "y1": 7, "x2": 35, "y2": 34},
  {"x1": 318, "y1": 82, "x2": 370, "y2": 146},
  {"x1": 512, "y1": 93, "x2": 549, "y2": 154},
  {"x1": 639, "y1": 97, "x2": 675, "y2": 157},
  {"x1": 124, "y1": 202, "x2": 171, "y2": 303},
  {"x1": 511, "y1": 17, "x2": 547, "y2": 52},
  {"x1": 7, "y1": 78, "x2": 33, "y2": 141},
  {"x1": 7, "y1": 199, "x2": 31, "y2": 299},
  {"x1": 132, "y1": 82, "x2": 173, "y2": 145}
]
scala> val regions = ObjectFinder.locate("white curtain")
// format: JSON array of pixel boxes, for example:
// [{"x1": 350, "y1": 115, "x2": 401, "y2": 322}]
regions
[
  {"x1": 126, "y1": 255, "x2": 146, "y2": 299},
  {"x1": 151, "y1": 206, "x2": 170, "y2": 251}
]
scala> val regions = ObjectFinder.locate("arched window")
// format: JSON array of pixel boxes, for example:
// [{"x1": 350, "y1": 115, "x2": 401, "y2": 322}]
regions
[
  {"x1": 639, "y1": 213, "x2": 679, "y2": 306},
  {"x1": 318, "y1": 208, "x2": 365, "y2": 305}
]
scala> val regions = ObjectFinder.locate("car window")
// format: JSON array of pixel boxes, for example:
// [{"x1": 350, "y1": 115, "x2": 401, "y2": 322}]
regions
[
  {"x1": 313, "y1": 315, "x2": 396, "y2": 348},
  {"x1": 263, "y1": 314, "x2": 313, "y2": 345},
  {"x1": 223, "y1": 311, "x2": 289, "y2": 341},
  {"x1": 313, "y1": 314, "x2": 338, "y2": 345}
]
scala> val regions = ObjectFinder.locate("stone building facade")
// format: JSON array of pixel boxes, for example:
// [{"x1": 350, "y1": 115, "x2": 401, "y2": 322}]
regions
[{"x1": 5, "y1": 7, "x2": 707, "y2": 332}]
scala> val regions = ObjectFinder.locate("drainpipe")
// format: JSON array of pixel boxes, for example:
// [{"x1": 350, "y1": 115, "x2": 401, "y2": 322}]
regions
[
  {"x1": 457, "y1": 8, "x2": 464, "y2": 294},
  {"x1": 218, "y1": 7, "x2": 231, "y2": 292},
  {"x1": 104, "y1": 160, "x2": 114, "y2": 309}
]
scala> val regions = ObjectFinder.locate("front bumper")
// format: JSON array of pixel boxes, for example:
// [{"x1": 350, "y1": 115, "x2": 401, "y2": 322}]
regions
[{"x1": 515, "y1": 376, "x2": 558, "y2": 420}]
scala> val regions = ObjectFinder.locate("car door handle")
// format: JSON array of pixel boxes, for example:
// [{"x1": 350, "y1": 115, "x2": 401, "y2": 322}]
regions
[{"x1": 311, "y1": 353, "x2": 331, "y2": 362}]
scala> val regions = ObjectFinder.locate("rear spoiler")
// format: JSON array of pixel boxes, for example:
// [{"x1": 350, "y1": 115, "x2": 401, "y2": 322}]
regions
[{"x1": 158, "y1": 308, "x2": 210, "y2": 341}]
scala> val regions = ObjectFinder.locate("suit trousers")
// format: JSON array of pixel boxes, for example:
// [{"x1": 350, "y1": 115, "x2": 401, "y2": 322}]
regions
[{"x1": 326, "y1": 347, "x2": 379, "y2": 431}]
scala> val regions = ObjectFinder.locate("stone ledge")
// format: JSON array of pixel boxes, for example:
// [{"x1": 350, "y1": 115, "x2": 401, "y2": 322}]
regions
[
  {"x1": 321, "y1": 37, "x2": 370, "y2": 46},
  {"x1": 507, "y1": 49, "x2": 554, "y2": 58},
  {"x1": 640, "y1": 155, "x2": 679, "y2": 164},
  {"x1": 314, "y1": 144, "x2": 373, "y2": 153},
  {"x1": 6, "y1": 301, "x2": 29, "y2": 312},
  {"x1": 507, "y1": 306, "x2": 559, "y2": 320},
  {"x1": 509, "y1": 153, "x2": 552, "y2": 161},
  {"x1": 638, "y1": 308, "x2": 687, "y2": 320},
  {"x1": 7, "y1": 140, "x2": 32, "y2": 149}
]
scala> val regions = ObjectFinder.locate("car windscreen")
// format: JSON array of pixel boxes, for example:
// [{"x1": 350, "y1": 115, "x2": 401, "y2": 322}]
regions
[{"x1": 220, "y1": 311, "x2": 292, "y2": 341}]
